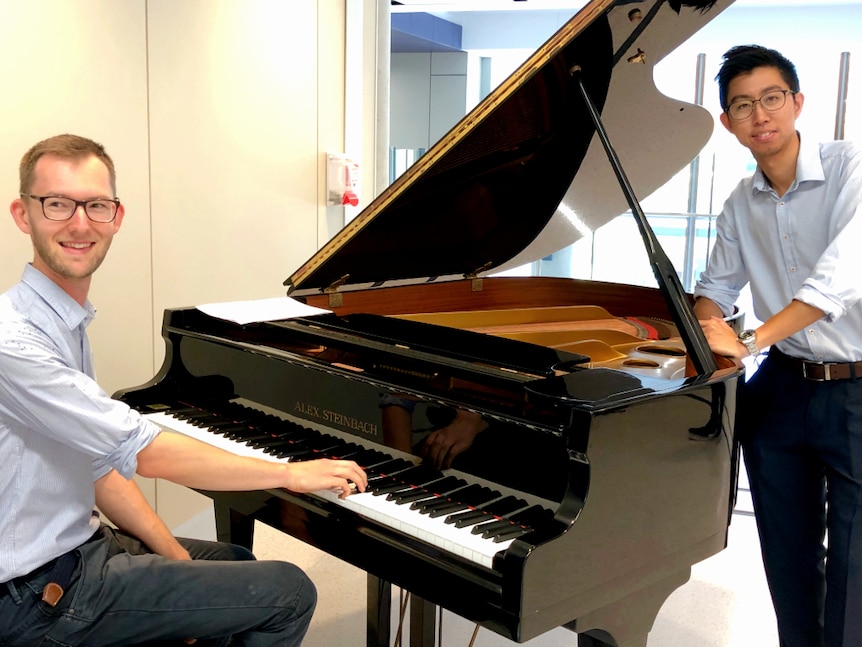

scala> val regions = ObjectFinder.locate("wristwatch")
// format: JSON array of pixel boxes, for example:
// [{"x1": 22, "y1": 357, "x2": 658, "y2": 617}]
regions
[{"x1": 737, "y1": 329, "x2": 759, "y2": 356}]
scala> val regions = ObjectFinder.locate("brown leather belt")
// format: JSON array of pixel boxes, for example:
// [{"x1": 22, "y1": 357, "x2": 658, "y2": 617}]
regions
[{"x1": 770, "y1": 349, "x2": 862, "y2": 382}]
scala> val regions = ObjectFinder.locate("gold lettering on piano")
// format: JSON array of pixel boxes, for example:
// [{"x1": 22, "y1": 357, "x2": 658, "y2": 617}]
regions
[{"x1": 294, "y1": 401, "x2": 379, "y2": 437}]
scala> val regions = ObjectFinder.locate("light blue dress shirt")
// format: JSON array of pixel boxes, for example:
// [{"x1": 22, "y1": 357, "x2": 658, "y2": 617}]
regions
[
  {"x1": 0, "y1": 264, "x2": 160, "y2": 582},
  {"x1": 695, "y1": 137, "x2": 862, "y2": 362}
]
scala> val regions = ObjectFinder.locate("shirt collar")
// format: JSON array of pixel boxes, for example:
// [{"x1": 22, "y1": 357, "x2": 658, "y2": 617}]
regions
[
  {"x1": 752, "y1": 132, "x2": 825, "y2": 195},
  {"x1": 20, "y1": 264, "x2": 95, "y2": 330}
]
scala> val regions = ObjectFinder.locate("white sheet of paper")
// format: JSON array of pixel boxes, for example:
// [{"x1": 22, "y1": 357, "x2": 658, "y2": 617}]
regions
[{"x1": 196, "y1": 296, "x2": 331, "y2": 325}]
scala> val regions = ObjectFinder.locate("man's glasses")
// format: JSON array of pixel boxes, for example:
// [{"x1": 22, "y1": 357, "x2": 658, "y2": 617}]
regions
[
  {"x1": 725, "y1": 89, "x2": 796, "y2": 121},
  {"x1": 23, "y1": 194, "x2": 120, "y2": 223}
]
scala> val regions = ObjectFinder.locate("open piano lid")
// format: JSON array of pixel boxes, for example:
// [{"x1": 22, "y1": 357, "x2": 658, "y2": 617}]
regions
[{"x1": 286, "y1": 0, "x2": 731, "y2": 297}]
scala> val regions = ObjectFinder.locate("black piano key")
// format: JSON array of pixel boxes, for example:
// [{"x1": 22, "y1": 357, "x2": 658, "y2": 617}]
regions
[
  {"x1": 413, "y1": 483, "x2": 476, "y2": 514},
  {"x1": 257, "y1": 438, "x2": 310, "y2": 453},
  {"x1": 491, "y1": 525, "x2": 532, "y2": 543},
  {"x1": 349, "y1": 449, "x2": 392, "y2": 469},
  {"x1": 167, "y1": 406, "x2": 200, "y2": 416},
  {"x1": 391, "y1": 464, "x2": 444, "y2": 486},
  {"x1": 305, "y1": 435, "x2": 346, "y2": 454},
  {"x1": 327, "y1": 442, "x2": 364, "y2": 459},
  {"x1": 389, "y1": 485, "x2": 443, "y2": 504},
  {"x1": 273, "y1": 446, "x2": 316, "y2": 460},
  {"x1": 368, "y1": 465, "x2": 435, "y2": 495},
  {"x1": 446, "y1": 496, "x2": 527, "y2": 528},
  {"x1": 212, "y1": 424, "x2": 255, "y2": 437},
  {"x1": 506, "y1": 504, "x2": 554, "y2": 527},
  {"x1": 366, "y1": 458, "x2": 414, "y2": 477},
  {"x1": 387, "y1": 475, "x2": 454, "y2": 503},
  {"x1": 408, "y1": 477, "x2": 468, "y2": 510},
  {"x1": 371, "y1": 479, "x2": 415, "y2": 496},
  {"x1": 472, "y1": 518, "x2": 514, "y2": 538},
  {"x1": 235, "y1": 432, "x2": 289, "y2": 444},
  {"x1": 425, "y1": 485, "x2": 500, "y2": 518},
  {"x1": 476, "y1": 505, "x2": 554, "y2": 540}
]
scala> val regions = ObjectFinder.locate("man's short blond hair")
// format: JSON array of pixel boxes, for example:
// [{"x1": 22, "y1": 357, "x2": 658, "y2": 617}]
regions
[{"x1": 19, "y1": 134, "x2": 117, "y2": 195}]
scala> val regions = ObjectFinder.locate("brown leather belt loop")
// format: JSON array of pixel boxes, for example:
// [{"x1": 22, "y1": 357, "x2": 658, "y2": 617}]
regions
[{"x1": 770, "y1": 349, "x2": 862, "y2": 382}]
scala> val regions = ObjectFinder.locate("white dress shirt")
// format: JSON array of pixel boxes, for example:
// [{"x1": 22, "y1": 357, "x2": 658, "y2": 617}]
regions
[
  {"x1": 695, "y1": 137, "x2": 862, "y2": 362},
  {"x1": 0, "y1": 264, "x2": 160, "y2": 582}
]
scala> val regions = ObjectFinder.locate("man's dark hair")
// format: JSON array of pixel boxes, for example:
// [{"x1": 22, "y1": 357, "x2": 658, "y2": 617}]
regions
[{"x1": 716, "y1": 45, "x2": 800, "y2": 111}]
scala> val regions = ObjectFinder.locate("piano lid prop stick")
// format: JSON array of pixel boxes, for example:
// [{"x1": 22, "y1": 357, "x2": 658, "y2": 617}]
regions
[{"x1": 569, "y1": 67, "x2": 718, "y2": 375}]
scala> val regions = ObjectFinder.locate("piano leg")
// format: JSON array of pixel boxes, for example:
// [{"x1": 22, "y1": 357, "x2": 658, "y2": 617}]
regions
[
  {"x1": 367, "y1": 575, "x2": 392, "y2": 647},
  {"x1": 578, "y1": 629, "x2": 644, "y2": 647},
  {"x1": 214, "y1": 500, "x2": 255, "y2": 549},
  {"x1": 565, "y1": 567, "x2": 691, "y2": 647},
  {"x1": 409, "y1": 595, "x2": 436, "y2": 647},
  {"x1": 367, "y1": 576, "x2": 436, "y2": 647}
]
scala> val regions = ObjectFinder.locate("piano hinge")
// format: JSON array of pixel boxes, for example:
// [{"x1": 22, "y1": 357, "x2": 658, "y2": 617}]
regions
[
  {"x1": 323, "y1": 275, "x2": 349, "y2": 308},
  {"x1": 465, "y1": 262, "x2": 493, "y2": 292}
]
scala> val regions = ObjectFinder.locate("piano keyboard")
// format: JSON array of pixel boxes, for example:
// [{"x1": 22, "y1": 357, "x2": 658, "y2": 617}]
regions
[{"x1": 143, "y1": 401, "x2": 555, "y2": 568}]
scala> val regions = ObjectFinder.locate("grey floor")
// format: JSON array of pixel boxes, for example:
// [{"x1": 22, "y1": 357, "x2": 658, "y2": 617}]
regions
[{"x1": 175, "y1": 485, "x2": 778, "y2": 647}]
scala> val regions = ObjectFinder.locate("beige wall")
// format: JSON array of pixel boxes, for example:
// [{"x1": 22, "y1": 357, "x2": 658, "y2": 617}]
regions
[{"x1": 0, "y1": 0, "x2": 378, "y2": 529}]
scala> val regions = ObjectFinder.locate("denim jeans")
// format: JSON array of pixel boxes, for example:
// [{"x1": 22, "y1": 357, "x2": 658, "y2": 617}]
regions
[{"x1": 0, "y1": 525, "x2": 316, "y2": 647}]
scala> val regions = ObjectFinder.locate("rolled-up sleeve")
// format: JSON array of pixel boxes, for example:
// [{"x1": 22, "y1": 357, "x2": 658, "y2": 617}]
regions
[{"x1": 0, "y1": 315, "x2": 158, "y2": 479}]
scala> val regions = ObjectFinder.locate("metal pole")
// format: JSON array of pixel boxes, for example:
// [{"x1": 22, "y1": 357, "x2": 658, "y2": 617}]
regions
[
  {"x1": 835, "y1": 52, "x2": 851, "y2": 140},
  {"x1": 685, "y1": 53, "x2": 707, "y2": 291}
]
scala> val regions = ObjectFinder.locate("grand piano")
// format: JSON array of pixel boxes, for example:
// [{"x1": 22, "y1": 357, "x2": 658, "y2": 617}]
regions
[{"x1": 115, "y1": 1, "x2": 743, "y2": 645}]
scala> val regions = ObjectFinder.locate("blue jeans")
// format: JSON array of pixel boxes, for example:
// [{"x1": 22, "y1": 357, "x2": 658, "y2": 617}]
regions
[{"x1": 0, "y1": 525, "x2": 316, "y2": 647}]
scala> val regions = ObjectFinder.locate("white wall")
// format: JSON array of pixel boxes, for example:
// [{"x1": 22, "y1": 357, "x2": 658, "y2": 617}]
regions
[{"x1": 0, "y1": 0, "x2": 379, "y2": 529}]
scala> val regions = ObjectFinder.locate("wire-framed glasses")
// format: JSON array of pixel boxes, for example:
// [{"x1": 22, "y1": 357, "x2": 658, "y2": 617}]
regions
[
  {"x1": 23, "y1": 194, "x2": 121, "y2": 223},
  {"x1": 725, "y1": 89, "x2": 796, "y2": 121}
]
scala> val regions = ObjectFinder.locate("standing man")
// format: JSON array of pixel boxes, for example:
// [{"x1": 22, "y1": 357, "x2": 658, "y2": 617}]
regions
[
  {"x1": 0, "y1": 133, "x2": 368, "y2": 646},
  {"x1": 694, "y1": 45, "x2": 862, "y2": 647}
]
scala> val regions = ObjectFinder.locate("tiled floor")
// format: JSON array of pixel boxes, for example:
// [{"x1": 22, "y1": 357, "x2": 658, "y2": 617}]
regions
[{"x1": 176, "y1": 493, "x2": 778, "y2": 646}]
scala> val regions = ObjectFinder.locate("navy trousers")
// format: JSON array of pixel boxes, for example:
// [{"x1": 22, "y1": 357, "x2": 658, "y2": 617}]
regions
[
  {"x1": 0, "y1": 525, "x2": 316, "y2": 647},
  {"x1": 739, "y1": 352, "x2": 862, "y2": 647}
]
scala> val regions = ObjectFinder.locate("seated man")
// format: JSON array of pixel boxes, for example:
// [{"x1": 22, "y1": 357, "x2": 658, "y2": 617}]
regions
[{"x1": 0, "y1": 133, "x2": 368, "y2": 646}]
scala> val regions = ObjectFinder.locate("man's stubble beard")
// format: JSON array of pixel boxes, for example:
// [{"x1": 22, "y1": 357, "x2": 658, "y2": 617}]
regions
[{"x1": 32, "y1": 236, "x2": 112, "y2": 281}]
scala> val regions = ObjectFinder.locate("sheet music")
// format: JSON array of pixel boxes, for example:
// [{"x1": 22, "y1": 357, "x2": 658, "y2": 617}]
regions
[{"x1": 197, "y1": 296, "x2": 331, "y2": 325}]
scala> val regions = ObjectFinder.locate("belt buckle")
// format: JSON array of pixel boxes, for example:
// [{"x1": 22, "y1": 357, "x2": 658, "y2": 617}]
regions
[{"x1": 803, "y1": 361, "x2": 830, "y2": 381}]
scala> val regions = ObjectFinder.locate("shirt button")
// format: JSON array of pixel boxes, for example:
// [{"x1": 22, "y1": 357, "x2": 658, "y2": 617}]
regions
[{"x1": 790, "y1": 266, "x2": 797, "y2": 272}]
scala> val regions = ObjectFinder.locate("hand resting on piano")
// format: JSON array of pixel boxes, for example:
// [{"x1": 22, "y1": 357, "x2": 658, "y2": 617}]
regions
[
  {"x1": 136, "y1": 426, "x2": 368, "y2": 499},
  {"x1": 381, "y1": 396, "x2": 489, "y2": 470}
]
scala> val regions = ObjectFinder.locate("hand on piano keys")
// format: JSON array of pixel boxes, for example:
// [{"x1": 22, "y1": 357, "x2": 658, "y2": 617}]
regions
[{"x1": 283, "y1": 457, "x2": 368, "y2": 499}]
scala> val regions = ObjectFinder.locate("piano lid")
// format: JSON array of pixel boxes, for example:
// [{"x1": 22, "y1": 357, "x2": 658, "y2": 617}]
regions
[{"x1": 285, "y1": 0, "x2": 731, "y2": 297}]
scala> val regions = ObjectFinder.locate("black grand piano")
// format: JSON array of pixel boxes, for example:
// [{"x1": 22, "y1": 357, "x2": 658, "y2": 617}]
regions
[{"x1": 115, "y1": 1, "x2": 743, "y2": 645}]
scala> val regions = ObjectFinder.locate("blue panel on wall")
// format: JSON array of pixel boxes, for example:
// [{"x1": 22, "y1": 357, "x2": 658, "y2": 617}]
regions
[{"x1": 392, "y1": 13, "x2": 463, "y2": 53}]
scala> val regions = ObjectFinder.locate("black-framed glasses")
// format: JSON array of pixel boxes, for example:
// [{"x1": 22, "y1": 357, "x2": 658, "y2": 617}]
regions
[
  {"x1": 23, "y1": 194, "x2": 120, "y2": 223},
  {"x1": 725, "y1": 89, "x2": 796, "y2": 121}
]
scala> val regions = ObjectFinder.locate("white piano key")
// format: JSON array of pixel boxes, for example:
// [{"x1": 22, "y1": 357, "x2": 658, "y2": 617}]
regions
[
  {"x1": 144, "y1": 411, "x2": 285, "y2": 463},
  {"x1": 146, "y1": 409, "x2": 515, "y2": 568}
]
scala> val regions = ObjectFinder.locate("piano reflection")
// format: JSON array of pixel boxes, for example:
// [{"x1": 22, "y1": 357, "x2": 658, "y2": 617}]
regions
[{"x1": 115, "y1": 1, "x2": 743, "y2": 645}]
